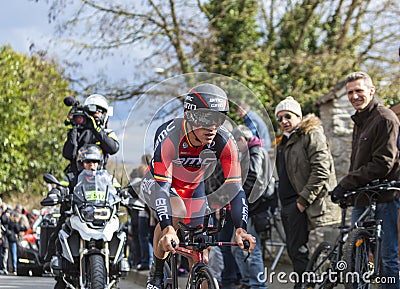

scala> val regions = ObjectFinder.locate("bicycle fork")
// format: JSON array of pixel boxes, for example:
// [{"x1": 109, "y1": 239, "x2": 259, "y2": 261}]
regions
[
  {"x1": 170, "y1": 253, "x2": 179, "y2": 289},
  {"x1": 358, "y1": 219, "x2": 383, "y2": 279},
  {"x1": 372, "y1": 220, "x2": 383, "y2": 278}
]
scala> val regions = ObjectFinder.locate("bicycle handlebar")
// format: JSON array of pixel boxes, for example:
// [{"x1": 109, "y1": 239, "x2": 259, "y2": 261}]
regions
[
  {"x1": 171, "y1": 239, "x2": 251, "y2": 263},
  {"x1": 343, "y1": 180, "x2": 400, "y2": 199},
  {"x1": 171, "y1": 240, "x2": 177, "y2": 248},
  {"x1": 171, "y1": 239, "x2": 250, "y2": 250}
]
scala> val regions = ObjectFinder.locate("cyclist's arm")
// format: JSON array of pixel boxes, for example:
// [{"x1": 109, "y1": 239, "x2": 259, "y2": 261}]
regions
[
  {"x1": 148, "y1": 132, "x2": 176, "y2": 230},
  {"x1": 152, "y1": 181, "x2": 173, "y2": 230},
  {"x1": 229, "y1": 189, "x2": 248, "y2": 230}
]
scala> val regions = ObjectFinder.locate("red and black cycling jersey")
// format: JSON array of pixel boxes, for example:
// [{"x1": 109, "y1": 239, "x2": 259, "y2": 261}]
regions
[{"x1": 142, "y1": 118, "x2": 248, "y2": 230}]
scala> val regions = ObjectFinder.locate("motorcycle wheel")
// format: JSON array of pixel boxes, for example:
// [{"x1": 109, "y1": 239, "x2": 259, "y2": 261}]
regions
[{"x1": 88, "y1": 254, "x2": 106, "y2": 289}]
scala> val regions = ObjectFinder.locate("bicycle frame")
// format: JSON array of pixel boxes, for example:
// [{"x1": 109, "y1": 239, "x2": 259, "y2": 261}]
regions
[
  {"x1": 305, "y1": 204, "x2": 350, "y2": 287},
  {"x1": 310, "y1": 199, "x2": 380, "y2": 274},
  {"x1": 165, "y1": 209, "x2": 250, "y2": 289},
  {"x1": 167, "y1": 240, "x2": 241, "y2": 289},
  {"x1": 260, "y1": 208, "x2": 286, "y2": 271},
  {"x1": 351, "y1": 197, "x2": 383, "y2": 278},
  {"x1": 305, "y1": 180, "x2": 400, "y2": 288}
]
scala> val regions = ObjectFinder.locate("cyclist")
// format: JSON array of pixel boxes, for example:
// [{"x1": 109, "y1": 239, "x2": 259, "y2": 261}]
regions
[{"x1": 142, "y1": 83, "x2": 256, "y2": 289}]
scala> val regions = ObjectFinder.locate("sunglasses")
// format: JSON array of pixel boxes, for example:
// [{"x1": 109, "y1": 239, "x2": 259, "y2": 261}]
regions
[
  {"x1": 277, "y1": 113, "x2": 292, "y2": 123},
  {"x1": 187, "y1": 110, "x2": 226, "y2": 128},
  {"x1": 95, "y1": 107, "x2": 106, "y2": 114},
  {"x1": 83, "y1": 160, "x2": 100, "y2": 164},
  {"x1": 87, "y1": 104, "x2": 106, "y2": 114}
]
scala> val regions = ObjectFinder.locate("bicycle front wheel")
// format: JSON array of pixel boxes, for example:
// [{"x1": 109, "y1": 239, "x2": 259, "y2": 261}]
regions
[
  {"x1": 163, "y1": 256, "x2": 174, "y2": 289},
  {"x1": 190, "y1": 266, "x2": 219, "y2": 289},
  {"x1": 343, "y1": 228, "x2": 374, "y2": 289},
  {"x1": 304, "y1": 242, "x2": 335, "y2": 289},
  {"x1": 163, "y1": 254, "x2": 178, "y2": 289}
]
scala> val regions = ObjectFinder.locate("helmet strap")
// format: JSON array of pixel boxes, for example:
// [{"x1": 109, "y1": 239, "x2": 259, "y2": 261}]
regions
[
  {"x1": 186, "y1": 121, "x2": 203, "y2": 147},
  {"x1": 192, "y1": 130, "x2": 203, "y2": 146}
]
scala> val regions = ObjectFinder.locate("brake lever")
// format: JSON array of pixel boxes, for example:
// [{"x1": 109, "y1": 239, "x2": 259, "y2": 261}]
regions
[{"x1": 243, "y1": 240, "x2": 251, "y2": 262}]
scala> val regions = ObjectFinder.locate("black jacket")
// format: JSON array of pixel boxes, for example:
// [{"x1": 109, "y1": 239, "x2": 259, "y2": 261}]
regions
[
  {"x1": 240, "y1": 136, "x2": 274, "y2": 215},
  {"x1": 63, "y1": 127, "x2": 119, "y2": 174},
  {"x1": 0, "y1": 213, "x2": 9, "y2": 248},
  {"x1": 6, "y1": 221, "x2": 20, "y2": 243},
  {"x1": 339, "y1": 99, "x2": 400, "y2": 205}
]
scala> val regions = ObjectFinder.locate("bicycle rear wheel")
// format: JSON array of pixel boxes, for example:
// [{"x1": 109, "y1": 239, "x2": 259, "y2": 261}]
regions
[
  {"x1": 343, "y1": 228, "x2": 374, "y2": 289},
  {"x1": 304, "y1": 242, "x2": 334, "y2": 289},
  {"x1": 190, "y1": 266, "x2": 219, "y2": 289}
]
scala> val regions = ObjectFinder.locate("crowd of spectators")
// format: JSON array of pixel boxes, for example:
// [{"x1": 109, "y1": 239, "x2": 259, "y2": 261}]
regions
[{"x1": 0, "y1": 199, "x2": 41, "y2": 275}]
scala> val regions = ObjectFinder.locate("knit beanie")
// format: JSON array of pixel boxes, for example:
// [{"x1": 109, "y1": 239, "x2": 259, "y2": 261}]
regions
[{"x1": 275, "y1": 96, "x2": 302, "y2": 118}]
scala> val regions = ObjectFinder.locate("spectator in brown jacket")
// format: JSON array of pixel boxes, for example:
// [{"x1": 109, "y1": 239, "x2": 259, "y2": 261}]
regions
[{"x1": 331, "y1": 71, "x2": 400, "y2": 289}]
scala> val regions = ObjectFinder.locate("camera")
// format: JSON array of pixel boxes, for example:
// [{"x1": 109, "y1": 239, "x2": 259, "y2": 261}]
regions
[
  {"x1": 66, "y1": 105, "x2": 88, "y2": 128},
  {"x1": 64, "y1": 96, "x2": 98, "y2": 129}
]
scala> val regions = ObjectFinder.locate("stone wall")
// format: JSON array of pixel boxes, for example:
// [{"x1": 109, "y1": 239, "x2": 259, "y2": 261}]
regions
[{"x1": 319, "y1": 86, "x2": 354, "y2": 182}]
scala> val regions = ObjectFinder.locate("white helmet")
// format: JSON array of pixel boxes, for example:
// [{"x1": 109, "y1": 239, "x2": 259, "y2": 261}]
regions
[
  {"x1": 84, "y1": 94, "x2": 113, "y2": 124},
  {"x1": 84, "y1": 94, "x2": 109, "y2": 112}
]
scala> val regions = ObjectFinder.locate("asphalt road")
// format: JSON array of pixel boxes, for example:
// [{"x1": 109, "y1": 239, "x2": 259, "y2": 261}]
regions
[
  {"x1": 0, "y1": 274, "x2": 145, "y2": 289},
  {"x1": 0, "y1": 262, "x2": 346, "y2": 289}
]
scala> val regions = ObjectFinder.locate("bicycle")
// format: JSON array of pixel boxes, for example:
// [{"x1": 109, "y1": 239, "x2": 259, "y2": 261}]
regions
[
  {"x1": 258, "y1": 199, "x2": 286, "y2": 271},
  {"x1": 163, "y1": 208, "x2": 250, "y2": 289},
  {"x1": 303, "y1": 180, "x2": 400, "y2": 289}
]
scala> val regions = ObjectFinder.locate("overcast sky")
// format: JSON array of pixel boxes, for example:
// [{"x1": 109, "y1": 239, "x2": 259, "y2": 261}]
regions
[{"x1": 0, "y1": 1, "x2": 52, "y2": 54}]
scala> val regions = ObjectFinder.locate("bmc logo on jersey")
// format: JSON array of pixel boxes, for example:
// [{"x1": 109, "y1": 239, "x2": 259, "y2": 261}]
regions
[
  {"x1": 172, "y1": 156, "x2": 217, "y2": 167},
  {"x1": 154, "y1": 121, "x2": 175, "y2": 150}
]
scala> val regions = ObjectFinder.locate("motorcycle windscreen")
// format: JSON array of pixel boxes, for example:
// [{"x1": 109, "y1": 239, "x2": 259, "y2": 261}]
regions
[{"x1": 74, "y1": 169, "x2": 120, "y2": 206}]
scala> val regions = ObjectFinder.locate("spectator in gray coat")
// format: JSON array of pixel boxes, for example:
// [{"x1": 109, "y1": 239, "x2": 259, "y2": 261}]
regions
[{"x1": 237, "y1": 102, "x2": 272, "y2": 151}]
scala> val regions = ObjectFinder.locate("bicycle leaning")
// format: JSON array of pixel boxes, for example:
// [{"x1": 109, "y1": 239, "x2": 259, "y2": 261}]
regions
[
  {"x1": 163, "y1": 208, "x2": 250, "y2": 289},
  {"x1": 303, "y1": 180, "x2": 400, "y2": 289}
]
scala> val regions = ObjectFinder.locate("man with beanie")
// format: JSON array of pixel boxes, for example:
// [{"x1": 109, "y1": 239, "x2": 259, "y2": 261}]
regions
[{"x1": 275, "y1": 96, "x2": 340, "y2": 289}]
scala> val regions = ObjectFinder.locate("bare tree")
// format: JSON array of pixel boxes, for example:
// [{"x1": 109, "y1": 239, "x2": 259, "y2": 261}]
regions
[{"x1": 41, "y1": 0, "x2": 400, "y2": 107}]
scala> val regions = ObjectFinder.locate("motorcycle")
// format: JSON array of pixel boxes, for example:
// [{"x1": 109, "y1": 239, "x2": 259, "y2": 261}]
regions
[
  {"x1": 17, "y1": 227, "x2": 43, "y2": 276},
  {"x1": 41, "y1": 170, "x2": 143, "y2": 289}
]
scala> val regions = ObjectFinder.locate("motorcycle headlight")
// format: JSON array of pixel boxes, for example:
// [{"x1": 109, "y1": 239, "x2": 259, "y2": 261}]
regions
[
  {"x1": 80, "y1": 206, "x2": 111, "y2": 222},
  {"x1": 81, "y1": 205, "x2": 95, "y2": 221}
]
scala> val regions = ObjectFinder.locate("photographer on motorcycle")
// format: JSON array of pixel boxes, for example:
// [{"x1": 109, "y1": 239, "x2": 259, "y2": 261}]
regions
[
  {"x1": 42, "y1": 144, "x2": 128, "y2": 289},
  {"x1": 62, "y1": 94, "x2": 119, "y2": 189},
  {"x1": 43, "y1": 145, "x2": 120, "y2": 276}
]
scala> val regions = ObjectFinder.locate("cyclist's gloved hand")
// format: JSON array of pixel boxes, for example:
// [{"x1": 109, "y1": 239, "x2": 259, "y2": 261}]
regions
[
  {"x1": 88, "y1": 115, "x2": 102, "y2": 133},
  {"x1": 330, "y1": 184, "x2": 346, "y2": 204}
]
